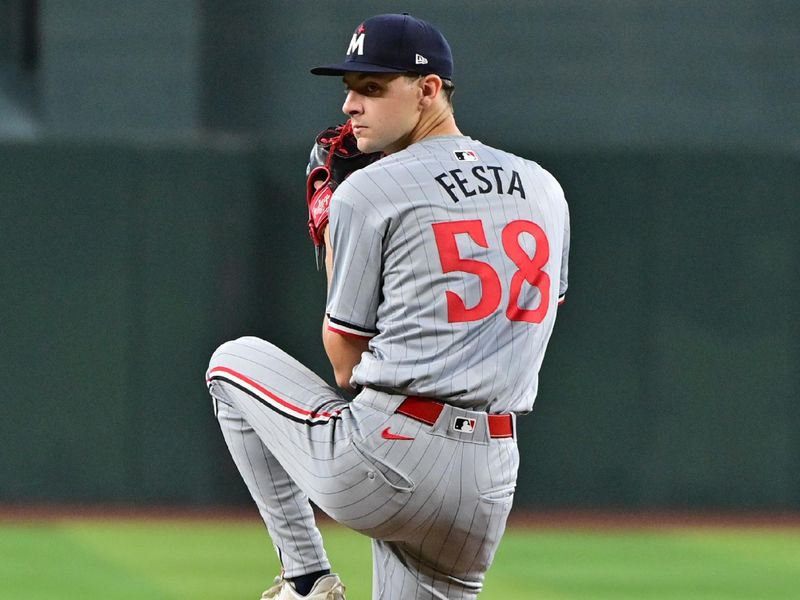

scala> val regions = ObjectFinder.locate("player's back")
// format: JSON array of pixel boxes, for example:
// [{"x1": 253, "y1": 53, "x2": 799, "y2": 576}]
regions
[{"x1": 328, "y1": 135, "x2": 569, "y2": 414}]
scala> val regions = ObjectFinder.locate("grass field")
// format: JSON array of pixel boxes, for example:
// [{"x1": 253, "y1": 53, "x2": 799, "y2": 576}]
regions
[{"x1": 2, "y1": 515, "x2": 799, "y2": 599}]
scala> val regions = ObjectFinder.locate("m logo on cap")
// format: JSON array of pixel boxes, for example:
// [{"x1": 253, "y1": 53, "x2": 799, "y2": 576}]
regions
[{"x1": 347, "y1": 28, "x2": 365, "y2": 56}]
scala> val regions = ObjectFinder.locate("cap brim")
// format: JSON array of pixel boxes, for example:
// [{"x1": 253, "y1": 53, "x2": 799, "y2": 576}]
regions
[{"x1": 310, "y1": 62, "x2": 409, "y2": 76}]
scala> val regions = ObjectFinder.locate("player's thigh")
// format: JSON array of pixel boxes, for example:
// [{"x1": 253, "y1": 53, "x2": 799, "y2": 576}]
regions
[
  {"x1": 426, "y1": 439, "x2": 518, "y2": 583},
  {"x1": 207, "y1": 337, "x2": 416, "y2": 529},
  {"x1": 207, "y1": 336, "x2": 340, "y2": 416},
  {"x1": 372, "y1": 438, "x2": 519, "y2": 598},
  {"x1": 206, "y1": 337, "x2": 356, "y2": 487}
]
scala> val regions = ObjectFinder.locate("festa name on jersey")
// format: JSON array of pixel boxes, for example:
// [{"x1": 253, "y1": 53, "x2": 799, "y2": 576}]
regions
[{"x1": 435, "y1": 163, "x2": 527, "y2": 203}]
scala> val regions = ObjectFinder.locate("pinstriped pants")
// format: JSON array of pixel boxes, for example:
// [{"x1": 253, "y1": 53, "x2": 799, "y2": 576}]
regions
[{"x1": 207, "y1": 336, "x2": 519, "y2": 599}]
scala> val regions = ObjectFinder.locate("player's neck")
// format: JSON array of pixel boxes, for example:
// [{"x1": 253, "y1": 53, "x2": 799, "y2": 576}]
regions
[
  {"x1": 383, "y1": 109, "x2": 461, "y2": 155},
  {"x1": 407, "y1": 110, "x2": 462, "y2": 148}
]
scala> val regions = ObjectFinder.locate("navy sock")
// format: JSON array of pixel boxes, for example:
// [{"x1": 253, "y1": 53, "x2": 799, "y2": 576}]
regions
[{"x1": 289, "y1": 569, "x2": 331, "y2": 596}]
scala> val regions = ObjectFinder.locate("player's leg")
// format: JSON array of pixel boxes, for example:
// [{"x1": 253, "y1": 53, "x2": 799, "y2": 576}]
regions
[
  {"x1": 207, "y1": 336, "x2": 400, "y2": 595},
  {"x1": 366, "y1": 407, "x2": 520, "y2": 599},
  {"x1": 208, "y1": 338, "x2": 418, "y2": 530},
  {"x1": 370, "y1": 496, "x2": 513, "y2": 599},
  {"x1": 208, "y1": 335, "x2": 362, "y2": 595},
  {"x1": 214, "y1": 398, "x2": 329, "y2": 578}
]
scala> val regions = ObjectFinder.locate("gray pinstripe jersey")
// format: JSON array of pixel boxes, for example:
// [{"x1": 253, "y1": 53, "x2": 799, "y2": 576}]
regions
[{"x1": 327, "y1": 135, "x2": 569, "y2": 414}]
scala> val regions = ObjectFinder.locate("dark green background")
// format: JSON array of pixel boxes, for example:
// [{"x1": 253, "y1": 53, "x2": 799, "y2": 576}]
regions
[{"x1": 1, "y1": 1, "x2": 798, "y2": 510}]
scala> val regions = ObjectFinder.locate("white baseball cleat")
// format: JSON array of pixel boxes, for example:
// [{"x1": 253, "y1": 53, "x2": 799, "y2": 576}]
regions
[{"x1": 261, "y1": 574, "x2": 346, "y2": 599}]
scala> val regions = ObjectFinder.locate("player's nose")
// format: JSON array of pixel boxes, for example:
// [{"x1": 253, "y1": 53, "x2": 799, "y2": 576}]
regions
[{"x1": 342, "y1": 91, "x2": 362, "y2": 116}]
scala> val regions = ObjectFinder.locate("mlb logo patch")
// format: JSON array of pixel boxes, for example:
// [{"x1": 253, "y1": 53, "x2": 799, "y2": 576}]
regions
[
  {"x1": 453, "y1": 417, "x2": 477, "y2": 434},
  {"x1": 454, "y1": 150, "x2": 479, "y2": 161}
]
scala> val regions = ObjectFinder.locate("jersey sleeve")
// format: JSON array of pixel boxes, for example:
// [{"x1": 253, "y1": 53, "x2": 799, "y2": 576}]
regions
[
  {"x1": 325, "y1": 183, "x2": 384, "y2": 339},
  {"x1": 558, "y1": 201, "x2": 570, "y2": 305}
]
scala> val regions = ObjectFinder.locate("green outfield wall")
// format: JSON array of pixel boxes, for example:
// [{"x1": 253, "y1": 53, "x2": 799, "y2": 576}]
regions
[
  {"x1": 2, "y1": 0, "x2": 798, "y2": 510},
  {"x1": 1, "y1": 139, "x2": 797, "y2": 510}
]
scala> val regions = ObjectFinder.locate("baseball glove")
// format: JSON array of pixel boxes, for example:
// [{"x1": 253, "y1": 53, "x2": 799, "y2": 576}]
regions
[{"x1": 306, "y1": 120, "x2": 382, "y2": 269}]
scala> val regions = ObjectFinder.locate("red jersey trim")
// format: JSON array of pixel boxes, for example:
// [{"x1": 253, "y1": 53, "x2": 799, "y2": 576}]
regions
[{"x1": 326, "y1": 323, "x2": 375, "y2": 339}]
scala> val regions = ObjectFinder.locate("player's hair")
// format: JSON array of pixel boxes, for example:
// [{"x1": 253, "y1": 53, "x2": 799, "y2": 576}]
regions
[
  {"x1": 405, "y1": 73, "x2": 455, "y2": 110},
  {"x1": 440, "y1": 78, "x2": 455, "y2": 109}
]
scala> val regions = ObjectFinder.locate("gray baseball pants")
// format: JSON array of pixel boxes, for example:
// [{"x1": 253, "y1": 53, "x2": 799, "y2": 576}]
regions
[{"x1": 207, "y1": 336, "x2": 519, "y2": 599}]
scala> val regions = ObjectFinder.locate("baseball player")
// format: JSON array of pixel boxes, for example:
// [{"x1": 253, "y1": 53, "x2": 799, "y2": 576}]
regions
[{"x1": 206, "y1": 13, "x2": 569, "y2": 600}]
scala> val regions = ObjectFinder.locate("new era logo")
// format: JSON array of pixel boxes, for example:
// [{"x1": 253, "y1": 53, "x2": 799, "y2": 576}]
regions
[
  {"x1": 454, "y1": 150, "x2": 479, "y2": 161},
  {"x1": 415, "y1": 54, "x2": 428, "y2": 65},
  {"x1": 453, "y1": 417, "x2": 476, "y2": 434}
]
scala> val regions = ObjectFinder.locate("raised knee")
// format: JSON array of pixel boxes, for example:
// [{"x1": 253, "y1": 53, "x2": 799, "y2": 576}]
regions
[
  {"x1": 207, "y1": 337, "x2": 244, "y2": 380},
  {"x1": 207, "y1": 336, "x2": 280, "y2": 374},
  {"x1": 210, "y1": 335, "x2": 259, "y2": 360}
]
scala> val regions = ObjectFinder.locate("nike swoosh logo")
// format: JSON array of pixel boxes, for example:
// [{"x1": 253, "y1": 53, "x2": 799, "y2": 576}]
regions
[{"x1": 381, "y1": 427, "x2": 415, "y2": 441}]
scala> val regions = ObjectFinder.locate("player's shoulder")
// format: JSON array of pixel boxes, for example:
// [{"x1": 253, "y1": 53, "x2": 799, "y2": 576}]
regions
[
  {"x1": 474, "y1": 141, "x2": 567, "y2": 201},
  {"x1": 334, "y1": 155, "x2": 388, "y2": 201},
  {"x1": 478, "y1": 141, "x2": 551, "y2": 175},
  {"x1": 331, "y1": 155, "x2": 395, "y2": 220},
  {"x1": 334, "y1": 146, "x2": 419, "y2": 198}
]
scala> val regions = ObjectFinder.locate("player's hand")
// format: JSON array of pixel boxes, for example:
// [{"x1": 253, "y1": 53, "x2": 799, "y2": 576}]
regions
[{"x1": 306, "y1": 121, "x2": 383, "y2": 269}]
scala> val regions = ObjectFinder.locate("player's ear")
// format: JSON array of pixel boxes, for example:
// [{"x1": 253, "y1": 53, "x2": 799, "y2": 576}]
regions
[{"x1": 418, "y1": 74, "x2": 443, "y2": 108}]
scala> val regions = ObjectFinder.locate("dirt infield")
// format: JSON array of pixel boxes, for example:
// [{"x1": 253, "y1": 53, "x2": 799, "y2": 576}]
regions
[{"x1": 2, "y1": 504, "x2": 799, "y2": 529}]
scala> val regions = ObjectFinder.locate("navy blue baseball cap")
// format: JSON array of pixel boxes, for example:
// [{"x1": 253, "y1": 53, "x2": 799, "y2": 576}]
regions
[{"x1": 311, "y1": 13, "x2": 453, "y2": 80}]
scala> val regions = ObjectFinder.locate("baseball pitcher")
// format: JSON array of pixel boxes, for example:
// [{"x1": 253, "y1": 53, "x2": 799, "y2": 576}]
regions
[{"x1": 207, "y1": 13, "x2": 570, "y2": 600}]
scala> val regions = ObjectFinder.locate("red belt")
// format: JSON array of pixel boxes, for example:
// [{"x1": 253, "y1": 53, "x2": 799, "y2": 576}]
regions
[{"x1": 396, "y1": 396, "x2": 514, "y2": 439}]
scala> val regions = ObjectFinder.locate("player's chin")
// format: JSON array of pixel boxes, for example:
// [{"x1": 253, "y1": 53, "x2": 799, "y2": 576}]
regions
[{"x1": 355, "y1": 136, "x2": 379, "y2": 154}]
